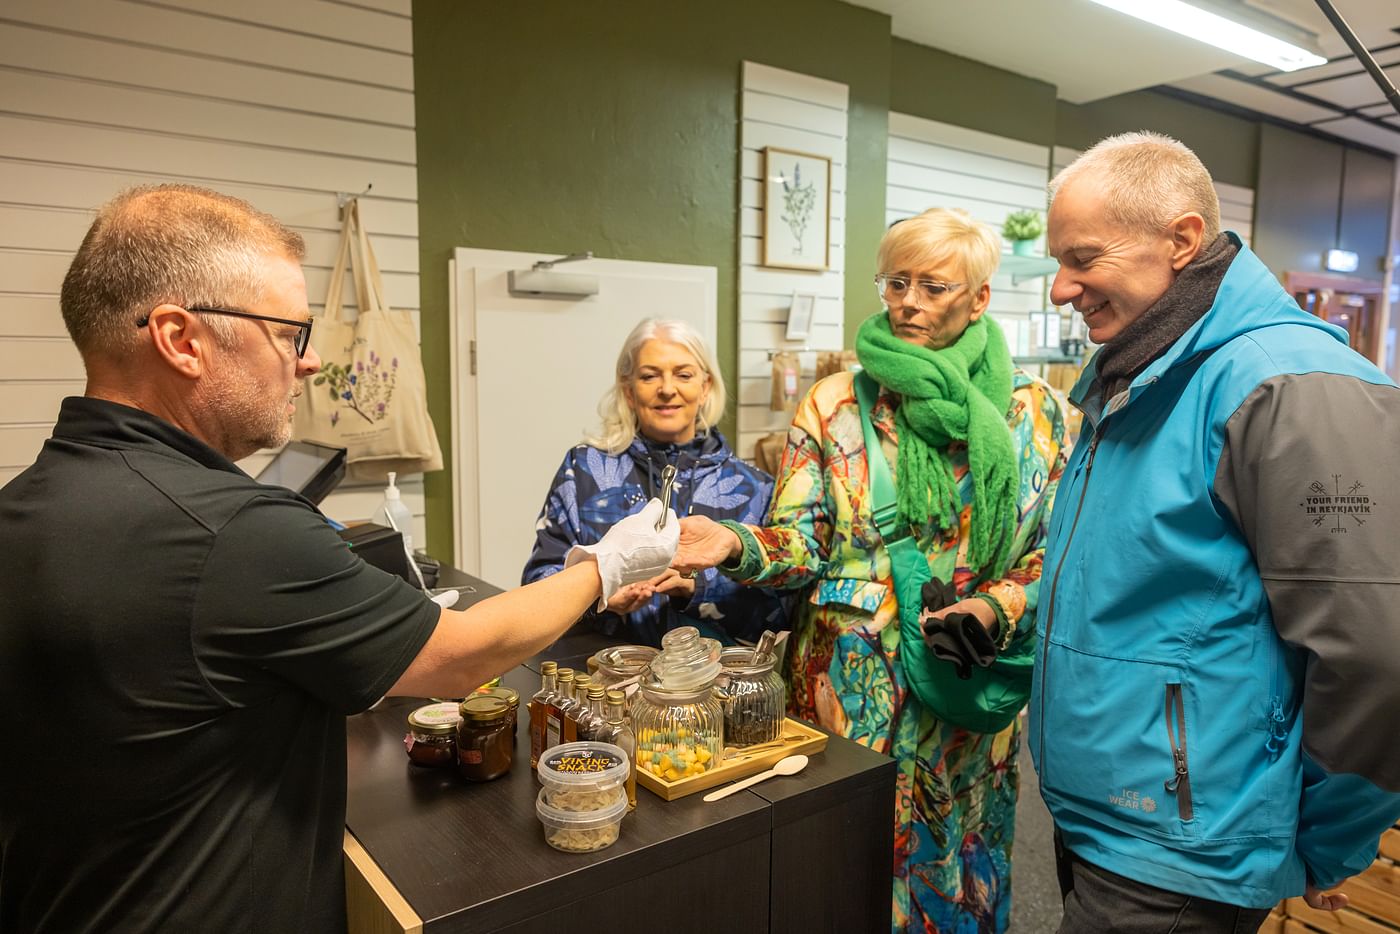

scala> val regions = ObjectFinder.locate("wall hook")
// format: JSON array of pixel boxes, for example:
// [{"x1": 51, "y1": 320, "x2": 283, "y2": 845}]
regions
[{"x1": 336, "y1": 183, "x2": 374, "y2": 213}]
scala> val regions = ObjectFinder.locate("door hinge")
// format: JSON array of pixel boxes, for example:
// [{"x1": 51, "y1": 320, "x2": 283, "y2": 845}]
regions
[{"x1": 470, "y1": 339, "x2": 477, "y2": 375}]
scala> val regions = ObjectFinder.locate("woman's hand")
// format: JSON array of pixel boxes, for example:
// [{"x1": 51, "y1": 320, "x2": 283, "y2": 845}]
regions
[
  {"x1": 923, "y1": 598, "x2": 998, "y2": 633},
  {"x1": 674, "y1": 515, "x2": 743, "y2": 573},
  {"x1": 605, "y1": 581, "x2": 656, "y2": 615},
  {"x1": 650, "y1": 567, "x2": 697, "y2": 602}
]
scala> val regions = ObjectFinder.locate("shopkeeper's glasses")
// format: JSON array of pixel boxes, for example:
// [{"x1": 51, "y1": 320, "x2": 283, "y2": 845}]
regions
[
  {"x1": 875, "y1": 274, "x2": 964, "y2": 309},
  {"x1": 137, "y1": 305, "x2": 314, "y2": 358}
]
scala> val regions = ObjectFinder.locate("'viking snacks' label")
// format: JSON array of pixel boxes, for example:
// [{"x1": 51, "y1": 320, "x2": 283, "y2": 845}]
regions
[{"x1": 543, "y1": 749, "x2": 623, "y2": 774}]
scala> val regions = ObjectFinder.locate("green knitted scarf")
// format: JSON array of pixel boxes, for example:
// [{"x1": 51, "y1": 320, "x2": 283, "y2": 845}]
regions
[{"x1": 855, "y1": 310, "x2": 1017, "y2": 576}]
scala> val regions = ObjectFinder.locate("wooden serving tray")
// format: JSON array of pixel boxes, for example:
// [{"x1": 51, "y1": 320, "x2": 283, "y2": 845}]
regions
[{"x1": 636, "y1": 717, "x2": 828, "y2": 801}]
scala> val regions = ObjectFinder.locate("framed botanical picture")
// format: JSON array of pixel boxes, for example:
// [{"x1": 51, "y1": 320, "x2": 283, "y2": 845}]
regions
[{"x1": 762, "y1": 147, "x2": 831, "y2": 271}]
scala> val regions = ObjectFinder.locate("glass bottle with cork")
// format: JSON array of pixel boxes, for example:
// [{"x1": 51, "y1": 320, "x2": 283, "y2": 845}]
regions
[
  {"x1": 528, "y1": 661, "x2": 560, "y2": 768},
  {"x1": 594, "y1": 689, "x2": 638, "y2": 811}
]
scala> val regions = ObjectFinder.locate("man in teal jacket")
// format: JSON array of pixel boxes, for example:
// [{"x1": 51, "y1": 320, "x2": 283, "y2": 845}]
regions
[{"x1": 1033, "y1": 131, "x2": 1400, "y2": 933}]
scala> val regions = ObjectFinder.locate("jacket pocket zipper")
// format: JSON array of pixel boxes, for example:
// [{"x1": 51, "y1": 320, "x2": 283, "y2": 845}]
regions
[{"x1": 1163, "y1": 683, "x2": 1194, "y2": 821}]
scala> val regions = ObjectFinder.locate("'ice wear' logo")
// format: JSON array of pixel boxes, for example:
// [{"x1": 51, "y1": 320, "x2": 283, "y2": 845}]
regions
[
  {"x1": 1109, "y1": 788, "x2": 1157, "y2": 814},
  {"x1": 1299, "y1": 474, "x2": 1375, "y2": 534}
]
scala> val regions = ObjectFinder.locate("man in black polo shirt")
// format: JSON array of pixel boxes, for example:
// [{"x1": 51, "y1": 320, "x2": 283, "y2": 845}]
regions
[{"x1": 0, "y1": 185, "x2": 677, "y2": 933}]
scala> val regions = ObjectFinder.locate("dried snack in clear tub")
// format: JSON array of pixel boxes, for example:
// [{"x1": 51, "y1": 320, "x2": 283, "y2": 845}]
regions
[
  {"x1": 535, "y1": 741, "x2": 630, "y2": 854},
  {"x1": 536, "y1": 788, "x2": 627, "y2": 853},
  {"x1": 542, "y1": 786, "x2": 622, "y2": 812}
]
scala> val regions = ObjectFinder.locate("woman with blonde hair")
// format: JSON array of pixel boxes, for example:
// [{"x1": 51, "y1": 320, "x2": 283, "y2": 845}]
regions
[
  {"x1": 673, "y1": 209, "x2": 1069, "y2": 931},
  {"x1": 523, "y1": 318, "x2": 785, "y2": 646}
]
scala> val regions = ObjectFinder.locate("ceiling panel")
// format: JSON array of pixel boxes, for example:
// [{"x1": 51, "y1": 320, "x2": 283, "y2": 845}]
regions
[
  {"x1": 1266, "y1": 46, "x2": 1400, "y2": 87},
  {"x1": 1291, "y1": 64, "x2": 1400, "y2": 110},
  {"x1": 853, "y1": 0, "x2": 1400, "y2": 151},
  {"x1": 1309, "y1": 116, "x2": 1400, "y2": 153},
  {"x1": 1172, "y1": 73, "x2": 1339, "y2": 123}
]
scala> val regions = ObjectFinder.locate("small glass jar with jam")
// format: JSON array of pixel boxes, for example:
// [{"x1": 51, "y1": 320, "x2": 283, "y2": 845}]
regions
[
  {"x1": 404, "y1": 701, "x2": 461, "y2": 768},
  {"x1": 456, "y1": 694, "x2": 515, "y2": 782}
]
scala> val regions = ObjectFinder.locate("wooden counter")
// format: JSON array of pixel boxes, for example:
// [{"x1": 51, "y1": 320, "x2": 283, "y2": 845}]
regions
[{"x1": 344, "y1": 573, "x2": 896, "y2": 934}]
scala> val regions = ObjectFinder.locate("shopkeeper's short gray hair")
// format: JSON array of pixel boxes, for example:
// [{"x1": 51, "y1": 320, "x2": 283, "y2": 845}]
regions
[
  {"x1": 60, "y1": 184, "x2": 305, "y2": 360},
  {"x1": 1050, "y1": 131, "x2": 1221, "y2": 243}
]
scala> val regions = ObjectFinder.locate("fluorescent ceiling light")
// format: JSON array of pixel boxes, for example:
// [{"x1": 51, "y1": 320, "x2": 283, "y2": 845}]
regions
[{"x1": 1088, "y1": 0, "x2": 1327, "y2": 72}]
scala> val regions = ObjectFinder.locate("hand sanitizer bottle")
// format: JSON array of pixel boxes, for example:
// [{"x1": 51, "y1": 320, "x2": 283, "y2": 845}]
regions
[{"x1": 372, "y1": 471, "x2": 415, "y2": 556}]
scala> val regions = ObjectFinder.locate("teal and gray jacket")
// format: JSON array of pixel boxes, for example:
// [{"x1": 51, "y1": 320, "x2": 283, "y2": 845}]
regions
[{"x1": 1029, "y1": 236, "x2": 1400, "y2": 907}]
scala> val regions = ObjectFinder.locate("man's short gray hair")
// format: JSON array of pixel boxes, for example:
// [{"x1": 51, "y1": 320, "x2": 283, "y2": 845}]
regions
[
  {"x1": 1049, "y1": 132, "x2": 1221, "y2": 243},
  {"x1": 60, "y1": 184, "x2": 305, "y2": 360}
]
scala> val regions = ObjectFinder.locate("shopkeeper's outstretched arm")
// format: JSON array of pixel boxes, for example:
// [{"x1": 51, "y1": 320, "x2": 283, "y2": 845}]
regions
[{"x1": 390, "y1": 499, "x2": 677, "y2": 697}]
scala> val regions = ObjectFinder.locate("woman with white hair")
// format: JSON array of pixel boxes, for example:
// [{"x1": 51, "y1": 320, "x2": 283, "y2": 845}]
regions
[
  {"x1": 522, "y1": 318, "x2": 785, "y2": 646},
  {"x1": 673, "y1": 209, "x2": 1068, "y2": 932}
]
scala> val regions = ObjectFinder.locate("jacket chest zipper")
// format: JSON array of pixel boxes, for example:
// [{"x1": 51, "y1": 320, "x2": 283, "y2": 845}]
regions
[
  {"x1": 1163, "y1": 683, "x2": 1195, "y2": 821},
  {"x1": 1037, "y1": 433, "x2": 1099, "y2": 772}
]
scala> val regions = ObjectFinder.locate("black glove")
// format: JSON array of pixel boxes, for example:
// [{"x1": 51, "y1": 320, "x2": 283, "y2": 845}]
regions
[
  {"x1": 920, "y1": 578, "x2": 958, "y2": 614},
  {"x1": 921, "y1": 612, "x2": 999, "y2": 680},
  {"x1": 917, "y1": 578, "x2": 999, "y2": 680}
]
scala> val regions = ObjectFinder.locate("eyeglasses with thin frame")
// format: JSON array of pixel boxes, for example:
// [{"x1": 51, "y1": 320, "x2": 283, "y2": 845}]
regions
[
  {"x1": 874, "y1": 273, "x2": 964, "y2": 308},
  {"x1": 137, "y1": 305, "x2": 314, "y2": 358}
]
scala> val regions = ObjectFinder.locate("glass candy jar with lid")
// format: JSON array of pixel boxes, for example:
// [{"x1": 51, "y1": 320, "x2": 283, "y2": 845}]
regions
[
  {"x1": 587, "y1": 644, "x2": 659, "y2": 694},
  {"x1": 631, "y1": 626, "x2": 724, "y2": 783},
  {"x1": 718, "y1": 646, "x2": 786, "y2": 747}
]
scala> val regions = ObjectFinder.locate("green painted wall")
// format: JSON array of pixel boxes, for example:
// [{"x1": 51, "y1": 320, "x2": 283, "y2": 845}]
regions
[
  {"x1": 412, "y1": 0, "x2": 890, "y2": 560},
  {"x1": 891, "y1": 39, "x2": 1056, "y2": 147},
  {"x1": 1057, "y1": 91, "x2": 1259, "y2": 189},
  {"x1": 411, "y1": 5, "x2": 1395, "y2": 557},
  {"x1": 1254, "y1": 124, "x2": 1344, "y2": 279}
]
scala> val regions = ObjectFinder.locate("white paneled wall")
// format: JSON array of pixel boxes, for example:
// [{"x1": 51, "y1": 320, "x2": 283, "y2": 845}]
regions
[
  {"x1": 1052, "y1": 146, "x2": 1255, "y2": 246},
  {"x1": 0, "y1": 0, "x2": 426, "y2": 546},
  {"x1": 888, "y1": 114, "x2": 1052, "y2": 351},
  {"x1": 737, "y1": 62, "x2": 848, "y2": 459}
]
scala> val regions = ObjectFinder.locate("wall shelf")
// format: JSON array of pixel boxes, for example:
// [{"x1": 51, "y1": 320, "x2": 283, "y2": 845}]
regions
[
  {"x1": 1000, "y1": 253, "x2": 1059, "y2": 285},
  {"x1": 1013, "y1": 354, "x2": 1082, "y2": 366}
]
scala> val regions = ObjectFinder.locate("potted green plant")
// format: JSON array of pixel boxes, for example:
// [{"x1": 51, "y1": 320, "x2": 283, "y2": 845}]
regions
[{"x1": 1002, "y1": 210, "x2": 1045, "y2": 256}]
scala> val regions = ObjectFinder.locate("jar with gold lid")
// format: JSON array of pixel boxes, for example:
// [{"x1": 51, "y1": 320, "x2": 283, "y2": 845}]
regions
[
  {"x1": 456, "y1": 694, "x2": 514, "y2": 782},
  {"x1": 475, "y1": 685, "x2": 520, "y2": 735},
  {"x1": 404, "y1": 702, "x2": 461, "y2": 768}
]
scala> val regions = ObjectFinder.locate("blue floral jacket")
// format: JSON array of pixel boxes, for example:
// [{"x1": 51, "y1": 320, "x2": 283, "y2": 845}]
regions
[{"x1": 522, "y1": 431, "x2": 787, "y2": 646}]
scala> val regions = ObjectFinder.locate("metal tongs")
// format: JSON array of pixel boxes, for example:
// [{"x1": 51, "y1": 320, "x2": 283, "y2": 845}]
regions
[{"x1": 655, "y1": 464, "x2": 678, "y2": 531}]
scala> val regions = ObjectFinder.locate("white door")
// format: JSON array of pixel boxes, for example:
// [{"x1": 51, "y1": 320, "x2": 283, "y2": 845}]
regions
[{"x1": 450, "y1": 249, "x2": 716, "y2": 589}]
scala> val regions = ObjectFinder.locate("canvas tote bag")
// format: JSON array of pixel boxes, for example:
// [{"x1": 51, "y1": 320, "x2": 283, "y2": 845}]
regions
[{"x1": 292, "y1": 199, "x2": 442, "y2": 481}]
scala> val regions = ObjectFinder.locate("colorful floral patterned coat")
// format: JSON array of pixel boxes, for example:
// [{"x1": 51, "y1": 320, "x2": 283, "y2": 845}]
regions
[{"x1": 723, "y1": 369, "x2": 1068, "y2": 933}]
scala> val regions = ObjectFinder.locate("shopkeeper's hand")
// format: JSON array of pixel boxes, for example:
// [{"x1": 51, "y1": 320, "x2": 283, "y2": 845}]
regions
[
  {"x1": 565, "y1": 498, "x2": 679, "y2": 611},
  {"x1": 673, "y1": 515, "x2": 742, "y2": 573},
  {"x1": 650, "y1": 567, "x2": 697, "y2": 602}
]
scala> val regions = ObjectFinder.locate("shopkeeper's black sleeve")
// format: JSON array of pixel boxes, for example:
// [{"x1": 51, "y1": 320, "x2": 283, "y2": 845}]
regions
[{"x1": 191, "y1": 492, "x2": 439, "y2": 714}]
